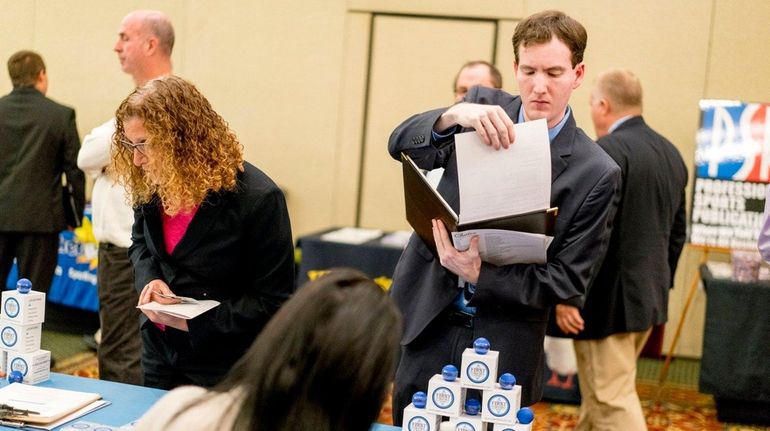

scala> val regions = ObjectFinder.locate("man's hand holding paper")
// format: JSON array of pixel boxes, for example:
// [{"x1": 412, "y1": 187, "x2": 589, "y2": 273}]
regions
[
  {"x1": 432, "y1": 219, "x2": 481, "y2": 284},
  {"x1": 434, "y1": 102, "x2": 515, "y2": 150}
]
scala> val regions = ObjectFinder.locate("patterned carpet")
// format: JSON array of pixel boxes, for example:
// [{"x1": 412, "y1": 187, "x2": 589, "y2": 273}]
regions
[
  {"x1": 376, "y1": 380, "x2": 769, "y2": 430},
  {"x1": 55, "y1": 354, "x2": 768, "y2": 430},
  {"x1": 52, "y1": 351, "x2": 99, "y2": 379},
  {"x1": 528, "y1": 381, "x2": 770, "y2": 431}
]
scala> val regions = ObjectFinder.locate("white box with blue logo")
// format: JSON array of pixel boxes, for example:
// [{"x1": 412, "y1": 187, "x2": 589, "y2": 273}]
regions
[
  {"x1": 426, "y1": 372, "x2": 464, "y2": 417},
  {"x1": 5, "y1": 349, "x2": 50, "y2": 385},
  {"x1": 481, "y1": 383, "x2": 522, "y2": 424},
  {"x1": 0, "y1": 321, "x2": 41, "y2": 353},
  {"x1": 460, "y1": 338, "x2": 498, "y2": 390},
  {"x1": 1, "y1": 279, "x2": 45, "y2": 325}
]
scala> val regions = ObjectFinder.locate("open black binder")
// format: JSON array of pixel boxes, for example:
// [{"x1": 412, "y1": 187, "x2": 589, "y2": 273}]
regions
[{"x1": 401, "y1": 153, "x2": 558, "y2": 254}]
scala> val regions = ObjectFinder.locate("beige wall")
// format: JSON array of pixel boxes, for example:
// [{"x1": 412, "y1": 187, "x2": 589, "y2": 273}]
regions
[{"x1": 3, "y1": 0, "x2": 770, "y2": 357}]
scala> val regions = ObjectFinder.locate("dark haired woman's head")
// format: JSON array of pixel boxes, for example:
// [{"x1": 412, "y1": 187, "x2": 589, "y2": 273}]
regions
[{"x1": 223, "y1": 268, "x2": 402, "y2": 431}]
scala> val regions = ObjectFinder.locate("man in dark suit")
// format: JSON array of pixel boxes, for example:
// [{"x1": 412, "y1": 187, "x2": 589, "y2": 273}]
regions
[
  {"x1": 0, "y1": 50, "x2": 84, "y2": 294},
  {"x1": 551, "y1": 69, "x2": 688, "y2": 430},
  {"x1": 388, "y1": 11, "x2": 621, "y2": 425}
]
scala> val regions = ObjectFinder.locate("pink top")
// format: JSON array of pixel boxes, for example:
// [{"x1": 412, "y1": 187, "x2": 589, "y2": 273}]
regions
[
  {"x1": 161, "y1": 205, "x2": 199, "y2": 254},
  {"x1": 154, "y1": 205, "x2": 198, "y2": 332}
]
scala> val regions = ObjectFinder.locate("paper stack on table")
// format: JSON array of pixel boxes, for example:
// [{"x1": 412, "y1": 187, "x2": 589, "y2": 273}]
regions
[{"x1": 0, "y1": 383, "x2": 109, "y2": 429}]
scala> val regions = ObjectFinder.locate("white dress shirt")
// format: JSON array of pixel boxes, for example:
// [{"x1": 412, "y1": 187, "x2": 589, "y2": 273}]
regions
[{"x1": 77, "y1": 118, "x2": 134, "y2": 248}]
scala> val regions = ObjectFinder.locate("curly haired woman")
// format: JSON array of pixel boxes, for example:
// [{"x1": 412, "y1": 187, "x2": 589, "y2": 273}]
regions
[{"x1": 111, "y1": 75, "x2": 295, "y2": 389}]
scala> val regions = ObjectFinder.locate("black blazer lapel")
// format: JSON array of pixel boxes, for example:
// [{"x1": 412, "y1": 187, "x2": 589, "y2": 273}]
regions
[{"x1": 142, "y1": 201, "x2": 167, "y2": 259}]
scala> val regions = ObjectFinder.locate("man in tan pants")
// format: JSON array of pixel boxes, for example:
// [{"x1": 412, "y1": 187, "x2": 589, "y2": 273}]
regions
[{"x1": 549, "y1": 69, "x2": 688, "y2": 430}]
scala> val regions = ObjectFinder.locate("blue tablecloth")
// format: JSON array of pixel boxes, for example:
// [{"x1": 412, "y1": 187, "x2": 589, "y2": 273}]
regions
[
  {"x1": 0, "y1": 373, "x2": 166, "y2": 430},
  {"x1": 0, "y1": 373, "x2": 402, "y2": 430},
  {"x1": 4, "y1": 206, "x2": 99, "y2": 312}
]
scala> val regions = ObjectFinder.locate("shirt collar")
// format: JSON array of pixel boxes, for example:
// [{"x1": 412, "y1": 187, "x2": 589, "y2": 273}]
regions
[{"x1": 608, "y1": 115, "x2": 634, "y2": 134}]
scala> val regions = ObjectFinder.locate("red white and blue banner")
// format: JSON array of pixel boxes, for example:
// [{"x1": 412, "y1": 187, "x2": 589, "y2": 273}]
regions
[{"x1": 691, "y1": 99, "x2": 769, "y2": 249}]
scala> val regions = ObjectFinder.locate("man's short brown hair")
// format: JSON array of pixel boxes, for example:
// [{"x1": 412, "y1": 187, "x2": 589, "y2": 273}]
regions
[
  {"x1": 7, "y1": 50, "x2": 45, "y2": 88},
  {"x1": 512, "y1": 10, "x2": 587, "y2": 68}
]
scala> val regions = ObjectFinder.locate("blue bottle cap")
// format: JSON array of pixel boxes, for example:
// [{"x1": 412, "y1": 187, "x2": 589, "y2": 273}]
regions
[
  {"x1": 16, "y1": 278, "x2": 32, "y2": 294},
  {"x1": 516, "y1": 407, "x2": 535, "y2": 424},
  {"x1": 8, "y1": 370, "x2": 23, "y2": 383},
  {"x1": 412, "y1": 391, "x2": 427, "y2": 408},
  {"x1": 473, "y1": 337, "x2": 490, "y2": 354},
  {"x1": 465, "y1": 398, "x2": 481, "y2": 415},
  {"x1": 499, "y1": 373, "x2": 516, "y2": 389},
  {"x1": 441, "y1": 364, "x2": 458, "y2": 381}
]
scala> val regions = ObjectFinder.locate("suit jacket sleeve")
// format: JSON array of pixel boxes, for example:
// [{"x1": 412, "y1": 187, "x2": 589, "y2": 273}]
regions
[
  {"x1": 668, "y1": 187, "x2": 687, "y2": 286},
  {"x1": 388, "y1": 107, "x2": 456, "y2": 170},
  {"x1": 472, "y1": 165, "x2": 620, "y2": 309},
  {"x1": 62, "y1": 108, "x2": 86, "y2": 220}
]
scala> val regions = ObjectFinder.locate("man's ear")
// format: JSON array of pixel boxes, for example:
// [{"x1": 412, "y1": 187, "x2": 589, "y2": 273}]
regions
[
  {"x1": 35, "y1": 69, "x2": 48, "y2": 95},
  {"x1": 599, "y1": 98, "x2": 611, "y2": 115},
  {"x1": 572, "y1": 62, "x2": 585, "y2": 89},
  {"x1": 145, "y1": 36, "x2": 158, "y2": 55}
]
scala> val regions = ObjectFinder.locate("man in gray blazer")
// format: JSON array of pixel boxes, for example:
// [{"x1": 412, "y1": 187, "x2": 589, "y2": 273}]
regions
[
  {"x1": 550, "y1": 69, "x2": 687, "y2": 430},
  {"x1": 0, "y1": 50, "x2": 84, "y2": 294},
  {"x1": 388, "y1": 11, "x2": 621, "y2": 424}
]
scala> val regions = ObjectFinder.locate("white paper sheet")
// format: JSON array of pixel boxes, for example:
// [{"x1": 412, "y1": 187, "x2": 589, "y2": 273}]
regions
[
  {"x1": 137, "y1": 300, "x2": 220, "y2": 320},
  {"x1": 452, "y1": 229, "x2": 553, "y2": 266},
  {"x1": 29, "y1": 400, "x2": 111, "y2": 430},
  {"x1": 454, "y1": 119, "x2": 551, "y2": 225}
]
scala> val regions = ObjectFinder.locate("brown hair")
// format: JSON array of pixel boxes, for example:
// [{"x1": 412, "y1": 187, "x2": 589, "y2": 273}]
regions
[
  {"x1": 512, "y1": 10, "x2": 587, "y2": 67},
  {"x1": 7, "y1": 50, "x2": 45, "y2": 88},
  {"x1": 111, "y1": 75, "x2": 243, "y2": 215}
]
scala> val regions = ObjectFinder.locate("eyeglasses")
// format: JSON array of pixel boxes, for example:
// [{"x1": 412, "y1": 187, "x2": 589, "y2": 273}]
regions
[{"x1": 118, "y1": 139, "x2": 147, "y2": 156}]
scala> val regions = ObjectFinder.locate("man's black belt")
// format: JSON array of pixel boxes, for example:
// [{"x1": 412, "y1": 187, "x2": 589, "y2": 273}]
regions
[{"x1": 443, "y1": 308, "x2": 474, "y2": 329}]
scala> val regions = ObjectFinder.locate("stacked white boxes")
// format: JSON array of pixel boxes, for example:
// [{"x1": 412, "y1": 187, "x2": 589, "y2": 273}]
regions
[
  {"x1": 403, "y1": 338, "x2": 535, "y2": 431},
  {"x1": 0, "y1": 278, "x2": 50, "y2": 384}
]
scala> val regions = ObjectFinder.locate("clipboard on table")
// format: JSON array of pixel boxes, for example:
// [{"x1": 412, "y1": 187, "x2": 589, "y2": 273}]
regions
[
  {"x1": 401, "y1": 152, "x2": 558, "y2": 255},
  {"x1": 0, "y1": 383, "x2": 103, "y2": 426}
]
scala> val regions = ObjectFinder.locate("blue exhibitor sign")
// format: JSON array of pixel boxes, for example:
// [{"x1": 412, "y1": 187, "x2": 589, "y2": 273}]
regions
[{"x1": 691, "y1": 99, "x2": 770, "y2": 249}]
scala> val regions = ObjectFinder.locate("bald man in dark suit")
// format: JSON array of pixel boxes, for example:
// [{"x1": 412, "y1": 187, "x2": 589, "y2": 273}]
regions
[
  {"x1": 0, "y1": 50, "x2": 84, "y2": 294},
  {"x1": 550, "y1": 69, "x2": 688, "y2": 430}
]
